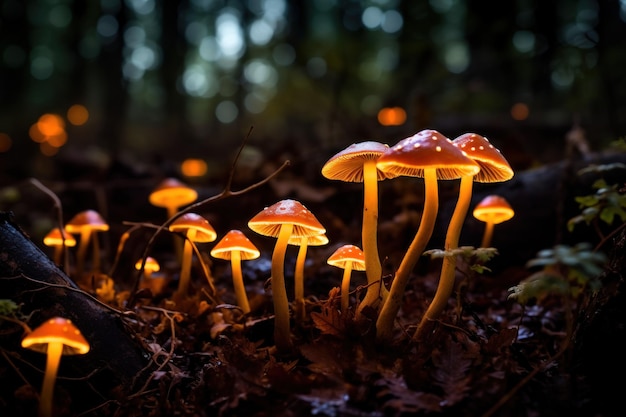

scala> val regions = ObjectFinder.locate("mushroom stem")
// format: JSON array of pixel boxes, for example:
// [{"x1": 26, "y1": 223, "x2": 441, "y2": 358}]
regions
[
  {"x1": 39, "y1": 341, "x2": 63, "y2": 417},
  {"x1": 91, "y1": 233, "x2": 101, "y2": 273},
  {"x1": 376, "y1": 168, "x2": 439, "y2": 342},
  {"x1": 177, "y1": 228, "x2": 197, "y2": 296},
  {"x1": 481, "y1": 219, "x2": 496, "y2": 247},
  {"x1": 293, "y1": 237, "x2": 308, "y2": 322},
  {"x1": 413, "y1": 174, "x2": 474, "y2": 341},
  {"x1": 75, "y1": 229, "x2": 92, "y2": 278},
  {"x1": 271, "y1": 224, "x2": 294, "y2": 353},
  {"x1": 356, "y1": 160, "x2": 387, "y2": 318},
  {"x1": 340, "y1": 261, "x2": 354, "y2": 312},
  {"x1": 230, "y1": 251, "x2": 251, "y2": 314}
]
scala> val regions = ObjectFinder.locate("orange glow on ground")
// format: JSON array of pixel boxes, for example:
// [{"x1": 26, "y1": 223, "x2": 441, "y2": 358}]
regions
[
  {"x1": 67, "y1": 104, "x2": 89, "y2": 126},
  {"x1": 181, "y1": 159, "x2": 208, "y2": 177},
  {"x1": 377, "y1": 107, "x2": 407, "y2": 126}
]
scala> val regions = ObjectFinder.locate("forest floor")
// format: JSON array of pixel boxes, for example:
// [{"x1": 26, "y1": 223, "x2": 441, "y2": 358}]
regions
[{"x1": 1, "y1": 140, "x2": 625, "y2": 417}]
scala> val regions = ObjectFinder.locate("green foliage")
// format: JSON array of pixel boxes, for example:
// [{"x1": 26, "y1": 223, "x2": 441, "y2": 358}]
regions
[
  {"x1": 0, "y1": 299, "x2": 20, "y2": 317},
  {"x1": 424, "y1": 246, "x2": 498, "y2": 274},
  {"x1": 508, "y1": 243, "x2": 606, "y2": 304},
  {"x1": 567, "y1": 170, "x2": 626, "y2": 233}
]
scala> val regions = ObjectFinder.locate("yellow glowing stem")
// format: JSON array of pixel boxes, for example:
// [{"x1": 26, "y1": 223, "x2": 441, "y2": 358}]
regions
[
  {"x1": 75, "y1": 229, "x2": 91, "y2": 277},
  {"x1": 340, "y1": 261, "x2": 354, "y2": 312},
  {"x1": 481, "y1": 220, "x2": 495, "y2": 247},
  {"x1": 293, "y1": 237, "x2": 308, "y2": 322},
  {"x1": 39, "y1": 341, "x2": 63, "y2": 417},
  {"x1": 413, "y1": 175, "x2": 474, "y2": 340},
  {"x1": 356, "y1": 160, "x2": 387, "y2": 317},
  {"x1": 230, "y1": 251, "x2": 250, "y2": 314},
  {"x1": 176, "y1": 228, "x2": 197, "y2": 296},
  {"x1": 376, "y1": 168, "x2": 439, "y2": 342},
  {"x1": 272, "y1": 224, "x2": 294, "y2": 353}
]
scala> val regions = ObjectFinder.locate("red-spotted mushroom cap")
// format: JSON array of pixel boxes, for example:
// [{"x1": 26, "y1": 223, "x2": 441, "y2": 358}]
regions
[
  {"x1": 211, "y1": 229, "x2": 261, "y2": 260},
  {"x1": 327, "y1": 244, "x2": 366, "y2": 271},
  {"x1": 473, "y1": 195, "x2": 515, "y2": 224},
  {"x1": 377, "y1": 129, "x2": 480, "y2": 179},
  {"x1": 248, "y1": 199, "x2": 326, "y2": 239},
  {"x1": 21, "y1": 317, "x2": 90, "y2": 355},
  {"x1": 453, "y1": 133, "x2": 514, "y2": 183},
  {"x1": 168, "y1": 213, "x2": 217, "y2": 243}
]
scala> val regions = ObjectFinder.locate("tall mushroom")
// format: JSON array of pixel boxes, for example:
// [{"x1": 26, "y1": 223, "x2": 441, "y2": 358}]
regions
[
  {"x1": 248, "y1": 199, "x2": 325, "y2": 353},
  {"x1": 65, "y1": 210, "x2": 109, "y2": 278},
  {"x1": 374, "y1": 129, "x2": 480, "y2": 342},
  {"x1": 473, "y1": 194, "x2": 515, "y2": 248},
  {"x1": 327, "y1": 244, "x2": 366, "y2": 313},
  {"x1": 413, "y1": 133, "x2": 514, "y2": 341},
  {"x1": 321, "y1": 141, "x2": 391, "y2": 318},
  {"x1": 289, "y1": 232, "x2": 329, "y2": 322},
  {"x1": 21, "y1": 317, "x2": 90, "y2": 417},
  {"x1": 169, "y1": 213, "x2": 217, "y2": 296},
  {"x1": 210, "y1": 229, "x2": 261, "y2": 314}
]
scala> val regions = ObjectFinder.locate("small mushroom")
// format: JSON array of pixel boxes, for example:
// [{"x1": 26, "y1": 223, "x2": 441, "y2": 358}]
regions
[
  {"x1": 43, "y1": 227, "x2": 76, "y2": 266},
  {"x1": 210, "y1": 229, "x2": 261, "y2": 314},
  {"x1": 149, "y1": 177, "x2": 198, "y2": 219},
  {"x1": 321, "y1": 141, "x2": 391, "y2": 318},
  {"x1": 374, "y1": 130, "x2": 479, "y2": 341},
  {"x1": 288, "y1": 232, "x2": 329, "y2": 321},
  {"x1": 248, "y1": 199, "x2": 325, "y2": 353},
  {"x1": 473, "y1": 195, "x2": 515, "y2": 247},
  {"x1": 21, "y1": 317, "x2": 90, "y2": 417},
  {"x1": 65, "y1": 210, "x2": 109, "y2": 278},
  {"x1": 327, "y1": 244, "x2": 366, "y2": 313},
  {"x1": 169, "y1": 213, "x2": 217, "y2": 296}
]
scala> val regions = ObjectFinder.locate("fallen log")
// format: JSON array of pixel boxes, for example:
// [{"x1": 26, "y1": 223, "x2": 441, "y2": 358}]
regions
[{"x1": 0, "y1": 212, "x2": 149, "y2": 414}]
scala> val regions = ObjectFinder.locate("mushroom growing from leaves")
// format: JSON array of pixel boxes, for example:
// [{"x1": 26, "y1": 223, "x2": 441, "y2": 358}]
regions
[
  {"x1": 374, "y1": 129, "x2": 480, "y2": 342},
  {"x1": 289, "y1": 232, "x2": 329, "y2": 322},
  {"x1": 473, "y1": 194, "x2": 515, "y2": 248},
  {"x1": 135, "y1": 256, "x2": 166, "y2": 294},
  {"x1": 327, "y1": 244, "x2": 366, "y2": 313},
  {"x1": 21, "y1": 317, "x2": 90, "y2": 417},
  {"x1": 413, "y1": 133, "x2": 514, "y2": 341},
  {"x1": 65, "y1": 210, "x2": 109, "y2": 278},
  {"x1": 210, "y1": 229, "x2": 261, "y2": 314},
  {"x1": 169, "y1": 213, "x2": 217, "y2": 296},
  {"x1": 248, "y1": 199, "x2": 325, "y2": 353},
  {"x1": 43, "y1": 227, "x2": 76, "y2": 266},
  {"x1": 321, "y1": 141, "x2": 391, "y2": 318}
]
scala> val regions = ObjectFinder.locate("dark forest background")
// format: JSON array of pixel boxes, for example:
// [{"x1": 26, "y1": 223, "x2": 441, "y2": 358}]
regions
[{"x1": 1, "y1": 0, "x2": 625, "y2": 182}]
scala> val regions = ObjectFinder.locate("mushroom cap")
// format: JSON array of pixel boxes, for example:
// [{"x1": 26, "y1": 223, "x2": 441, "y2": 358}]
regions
[
  {"x1": 327, "y1": 244, "x2": 366, "y2": 270},
  {"x1": 248, "y1": 199, "x2": 326, "y2": 239},
  {"x1": 43, "y1": 228, "x2": 77, "y2": 247},
  {"x1": 65, "y1": 210, "x2": 110, "y2": 233},
  {"x1": 149, "y1": 178, "x2": 198, "y2": 209},
  {"x1": 473, "y1": 195, "x2": 515, "y2": 224},
  {"x1": 168, "y1": 213, "x2": 217, "y2": 243},
  {"x1": 376, "y1": 129, "x2": 480, "y2": 180},
  {"x1": 288, "y1": 233, "x2": 329, "y2": 246},
  {"x1": 21, "y1": 317, "x2": 90, "y2": 355},
  {"x1": 135, "y1": 256, "x2": 160, "y2": 273},
  {"x1": 321, "y1": 141, "x2": 392, "y2": 182},
  {"x1": 210, "y1": 229, "x2": 261, "y2": 261},
  {"x1": 453, "y1": 133, "x2": 514, "y2": 183}
]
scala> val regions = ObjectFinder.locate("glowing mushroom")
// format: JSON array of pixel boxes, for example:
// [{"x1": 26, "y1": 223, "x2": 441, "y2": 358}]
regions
[
  {"x1": 327, "y1": 244, "x2": 366, "y2": 313},
  {"x1": 413, "y1": 133, "x2": 514, "y2": 341},
  {"x1": 21, "y1": 317, "x2": 90, "y2": 417},
  {"x1": 43, "y1": 227, "x2": 76, "y2": 266},
  {"x1": 288, "y1": 232, "x2": 329, "y2": 322},
  {"x1": 473, "y1": 195, "x2": 515, "y2": 248},
  {"x1": 248, "y1": 199, "x2": 326, "y2": 353},
  {"x1": 149, "y1": 177, "x2": 198, "y2": 219},
  {"x1": 210, "y1": 229, "x2": 261, "y2": 314},
  {"x1": 169, "y1": 213, "x2": 217, "y2": 296},
  {"x1": 374, "y1": 129, "x2": 479, "y2": 341},
  {"x1": 65, "y1": 210, "x2": 109, "y2": 278},
  {"x1": 321, "y1": 141, "x2": 391, "y2": 319}
]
